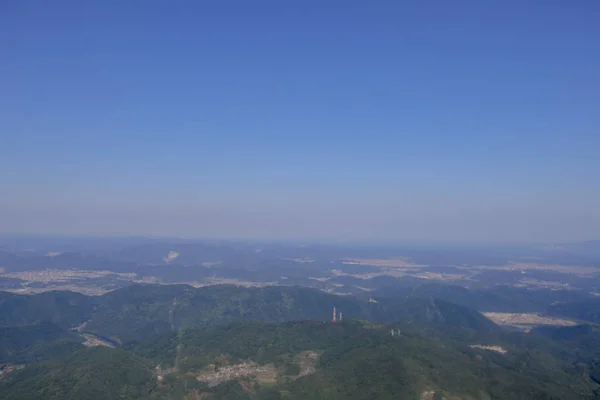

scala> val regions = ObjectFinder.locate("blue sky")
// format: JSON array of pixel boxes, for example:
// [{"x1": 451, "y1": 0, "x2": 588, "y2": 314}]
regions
[{"x1": 1, "y1": 1, "x2": 599, "y2": 243}]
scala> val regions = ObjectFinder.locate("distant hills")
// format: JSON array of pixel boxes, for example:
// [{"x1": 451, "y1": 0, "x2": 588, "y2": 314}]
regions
[
  {"x1": 2, "y1": 237, "x2": 600, "y2": 303},
  {"x1": 359, "y1": 280, "x2": 596, "y2": 313},
  {"x1": 3, "y1": 236, "x2": 600, "y2": 274},
  {"x1": 546, "y1": 240, "x2": 600, "y2": 255},
  {"x1": 0, "y1": 250, "x2": 138, "y2": 273}
]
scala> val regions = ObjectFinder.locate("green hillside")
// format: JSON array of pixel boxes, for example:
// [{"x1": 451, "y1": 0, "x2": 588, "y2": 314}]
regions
[
  {"x1": 83, "y1": 284, "x2": 498, "y2": 343},
  {"x1": 0, "y1": 284, "x2": 599, "y2": 399},
  {"x1": 0, "y1": 291, "x2": 95, "y2": 329},
  {"x1": 547, "y1": 298, "x2": 600, "y2": 324},
  {"x1": 0, "y1": 347, "x2": 159, "y2": 400},
  {"x1": 0, "y1": 284, "x2": 497, "y2": 345},
  {"x1": 0, "y1": 321, "x2": 83, "y2": 364},
  {"x1": 367, "y1": 282, "x2": 595, "y2": 313},
  {"x1": 1, "y1": 320, "x2": 598, "y2": 400}
]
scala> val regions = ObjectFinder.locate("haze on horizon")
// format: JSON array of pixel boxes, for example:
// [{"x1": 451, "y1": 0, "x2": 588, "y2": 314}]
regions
[{"x1": 1, "y1": 1, "x2": 599, "y2": 244}]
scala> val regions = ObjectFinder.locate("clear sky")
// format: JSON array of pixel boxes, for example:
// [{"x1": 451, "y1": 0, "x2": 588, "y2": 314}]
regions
[{"x1": 1, "y1": 1, "x2": 599, "y2": 243}]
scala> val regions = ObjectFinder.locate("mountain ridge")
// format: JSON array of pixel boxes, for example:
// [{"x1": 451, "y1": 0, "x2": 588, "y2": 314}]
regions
[
  {"x1": 1, "y1": 284, "x2": 499, "y2": 344},
  {"x1": 2, "y1": 320, "x2": 598, "y2": 400}
]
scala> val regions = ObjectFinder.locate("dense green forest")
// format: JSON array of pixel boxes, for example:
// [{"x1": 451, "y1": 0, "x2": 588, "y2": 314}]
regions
[
  {"x1": 1, "y1": 284, "x2": 499, "y2": 344},
  {"x1": 2, "y1": 284, "x2": 597, "y2": 344},
  {"x1": 1, "y1": 284, "x2": 600, "y2": 399},
  {"x1": 0, "y1": 291, "x2": 94, "y2": 328},
  {"x1": 0, "y1": 321, "x2": 83, "y2": 364},
  {"x1": 1, "y1": 320, "x2": 599, "y2": 399}
]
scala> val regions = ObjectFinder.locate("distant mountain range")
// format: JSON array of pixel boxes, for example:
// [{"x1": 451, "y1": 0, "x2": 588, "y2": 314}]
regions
[{"x1": 2, "y1": 237, "x2": 600, "y2": 273}]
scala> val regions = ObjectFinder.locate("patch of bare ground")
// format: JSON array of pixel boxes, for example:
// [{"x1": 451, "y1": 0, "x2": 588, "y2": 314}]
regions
[
  {"x1": 470, "y1": 345, "x2": 507, "y2": 354},
  {"x1": 413, "y1": 272, "x2": 467, "y2": 281},
  {"x1": 0, "y1": 364, "x2": 25, "y2": 379},
  {"x1": 155, "y1": 364, "x2": 178, "y2": 382},
  {"x1": 201, "y1": 278, "x2": 278, "y2": 287},
  {"x1": 282, "y1": 258, "x2": 314, "y2": 263},
  {"x1": 330, "y1": 269, "x2": 388, "y2": 279},
  {"x1": 73, "y1": 320, "x2": 88, "y2": 332},
  {"x1": 3, "y1": 285, "x2": 111, "y2": 295},
  {"x1": 341, "y1": 258, "x2": 600, "y2": 282},
  {"x1": 196, "y1": 362, "x2": 278, "y2": 387},
  {"x1": 163, "y1": 251, "x2": 180, "y2": 263},
  {"x1": 342, "y1": 258, "x2": 426, "y2": 268},
  {"x1": 295, "y1": 351, "x2": 319, "y2": 379},
  {"x1": 1, "y1": 269, "x2": 136, "y2": 283},
  {"x1": 516, "y1": 278, "x2": 571, "y2": 289},
  {"x1": 331, "y1": 266, "x2": 474, "y2": 282},
  {"x1": 483, "y1": 312, "x2": 576, "y2": 332},
  {"x1": 81, "y1": 333, "x2": 114, "y2": 348},
  {"x1": 475, "y1": 262, "x2": 599, "y2": 276},
  {"x1": 194, "y1": 351, "x2": 319, "y2": 388}
]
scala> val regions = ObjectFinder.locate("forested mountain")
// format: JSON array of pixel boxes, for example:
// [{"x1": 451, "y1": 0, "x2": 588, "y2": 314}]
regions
[
  {"x1": 363, "y1": 281, "x2": 595, "y2": 313},
  {"x1": 1, "y1": 284, "x2": 599, "y2": 399},
  {"x1": 0, "y1": 321, "x2": 83, "y2": 364},
  {"x1": 1, "y1": 284, "x2": 498, "y2": 344},
  {"x1": 547, "y1": 297, "x2": 600, "y2": 324},
  {"x1": 0, "y1": 347, "x2": 157, "y2": 400},
  {"x1": 2, "y1": 320, "x2": 599, "y2": 400},
  {"x1": 0, "y1": 291, "x2": 94, "y2": 328}
]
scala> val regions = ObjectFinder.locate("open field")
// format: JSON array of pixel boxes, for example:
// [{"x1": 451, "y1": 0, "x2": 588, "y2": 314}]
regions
[
  {"x1": 475, "y1": 262, "x2": 600, "y2": 276},
  {"x1": 196, "y1": 362, "x2": 278, "y2": 387},
  {"x1": 1, "y1": 269, "x2": 136, "y2": 282},
  {"x1": 343, "y1": 258, "x2": 599, "y2": 276},
  {"x1": 81, "y1": 333, "x2": 115, "y2": 348},
  {"x1": 482, "y1": 312, "x2": 577, "y2": 331},
  {"x1": 342, "y1": 258, "x2": 426, "y2": 268}
]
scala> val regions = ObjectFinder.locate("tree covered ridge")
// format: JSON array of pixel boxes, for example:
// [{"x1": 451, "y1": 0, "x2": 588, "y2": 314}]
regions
[
  {"x1": 0, "y1": 284, "x2": 599, "y2": 399},
  {"x1": 1, "y1": 320, "x2": 599, "y2": 399},
  {"x1": 0, "y1": 284, "x2": 499, "y2": 344}
]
